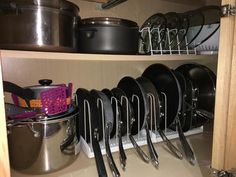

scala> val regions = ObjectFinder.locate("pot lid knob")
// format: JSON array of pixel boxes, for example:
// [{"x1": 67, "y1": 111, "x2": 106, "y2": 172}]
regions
[{"x1": 39, "y1": 79, "x2": 53, "y2": 86}]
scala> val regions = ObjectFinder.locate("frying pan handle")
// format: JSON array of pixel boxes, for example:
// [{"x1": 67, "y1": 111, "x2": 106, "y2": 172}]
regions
[
  {"x1": 195, "y1": 109, "x2": 214, "y2": 120},
  {"x1": 118, "y1": 121, "x2": 127, "y2": 170},
  {"x1": 176, "y1": 117, "x2": 196, "y2": 165},
  {"x1": 145, "y1": 124, "x2": 159, "y2": 168},
  {"x1": 92, "y1": 131, "x2": 108, "y2": 177},
  {"x1": 105, "y1": 123, "x2": 120, "y2": 177},
  {"x1": 129, "y1": 134, "x2": 150, "y2": 163},
  {"x1": 158, "y1": 129, "x2": 183, "y2": 159}
]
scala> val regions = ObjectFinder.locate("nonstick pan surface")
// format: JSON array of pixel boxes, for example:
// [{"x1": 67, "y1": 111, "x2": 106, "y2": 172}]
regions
[
  {"x1": 117, "y1": 76, "x2": 148, "y2": 135},
  {"x1": 76, "y1": 88, "x2": 103, "y2": 142},
  {"x1": 176, "y1": 63, "x2": 216, "y2": 114},
  {"x1": 136, "y1": 76, "x2": 161, "y2": 129},
  {"x1": 111, "y1": 87, "x2": 128, "y2": 136},
  {"x1": 102, "y1": 88, "x2": 117, "y2": 138},
  {"x1": 142, "y1": 64, "x2": 181, "y2": 129}
]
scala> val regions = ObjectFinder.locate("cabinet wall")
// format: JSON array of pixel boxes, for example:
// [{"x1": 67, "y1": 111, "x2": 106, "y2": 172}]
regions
[{"x1": 68, "y1": 0, "x2": 219, "y2": 26}]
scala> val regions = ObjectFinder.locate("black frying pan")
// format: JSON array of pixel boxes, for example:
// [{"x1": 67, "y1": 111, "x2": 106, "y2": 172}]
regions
[
  {"x1": 102, "y1": 88, "x2": 127, "y2": 170},
  {"x1": 111, "y1": 87, "x2": 150, "y2": 163},
  {"x1": 75, "y1": 88, "x2": 107, "y2": 177},
  {"x1": 118, "y1": 76, "x2": 159, "y2": 167},
  {"x1": 111, "y1": 88, "x2": 128, "y2": 136},
  {"x1": 117, "y1": 77, "x2": 146, "y2": 135},
  {"x1": 102, "y1": 89, "x2": 117, "y2": 138},
  {"x1": 137, "y1": 76, "x2": 183, "y2": 159},
  {"x1": 90, "y1": 90, "x2": 120, "y2": 177},
  {"x1": 142, "y1": 64, "x2": 180, "y2": 129},
  {"x1": 143, "y1": 63, "x2": 196, "y2": 165},
  {"x1": 176, "y1": 63, "x2": 216, "y2": 128},
  {"x1": 117, "y1": 78, "x2": 153, "y2": 163},
  {"x1": 171, "y1": 70, "x2": 187, "y2": 129}
]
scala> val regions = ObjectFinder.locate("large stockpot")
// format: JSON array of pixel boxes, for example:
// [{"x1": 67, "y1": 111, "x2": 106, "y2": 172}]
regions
[
  {"x1": 77, "y1": 17, "x2": 139, "y2": 54},
  {"x1": 0, "y1": 0, "x2": 80, "y2": 52},
  {"x1": 7, "y1": 108, "x2": 80, "y2": 175}
]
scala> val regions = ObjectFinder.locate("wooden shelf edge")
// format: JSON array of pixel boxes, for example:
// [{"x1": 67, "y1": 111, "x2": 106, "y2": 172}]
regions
[{"x1": 0, "y1": 50, "x2": 218, "y2": 62}]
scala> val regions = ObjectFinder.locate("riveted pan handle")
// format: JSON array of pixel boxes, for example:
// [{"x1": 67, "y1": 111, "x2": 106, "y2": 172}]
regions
[
  {"x1": 105, "y1": 123, "x2": 120, "y2": 177},
  {"x1": 92, "y1": 130, "x2": 108, "y2": 177},
  {"x1": 145, "y1": 123, "x2": 159, "y2": 168},
  {"x1": 158, "y1": 129, "x2": 183, "y2": 159},
  {"x1": 176, "y1": 117, "x2": 196, "y2": 165}
]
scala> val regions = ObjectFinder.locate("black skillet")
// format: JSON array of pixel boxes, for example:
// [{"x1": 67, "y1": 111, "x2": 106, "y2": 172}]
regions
[
  {"x1": 142, "y1": 64, "x2": 180, "y2": 129},
  {"x1": 137, "y1": 76, "x2": 183, "y2": 159},
  {"x1": 118, "y1": 76, "x2": 159, "y2": 167},
  {"x1": 102, "y1": 88, "x2": 127, "y2": 170},
  {"x1": 111, "y1": 87, "x2": 150, "y2": 163},
  {"x1": 90, "y1": 90, "x2": 120, "y2": 177},
  {"x1": 76, "y1": 88, "x2": 107, "y2": 177},
  {"x1": 176, "y1": 63, "x2": 216, "y2": 128},
  {"x1": 102, "y1": 89, "x2": 117, "y2": 138},
  {"x1": 143, "y1": 63, "x2": 196, "y2": 165},
  {"x1": 171, "y1": 70, "x2": 187, "y2": 128}
]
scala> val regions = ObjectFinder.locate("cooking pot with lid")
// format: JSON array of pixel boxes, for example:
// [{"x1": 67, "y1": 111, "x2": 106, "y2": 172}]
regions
[
  {"x1": 0, "y1": 0, "x2": 80, "y2": 52},
  {"x1": 7, "y1": 106, "x2": 80, "y2": 174},
  {"x1": 6, "y1": 79, "x2": 73, "y2": 116},
  {"x1": 77, "y1": 17, "x2": 139, "y2": 54}
]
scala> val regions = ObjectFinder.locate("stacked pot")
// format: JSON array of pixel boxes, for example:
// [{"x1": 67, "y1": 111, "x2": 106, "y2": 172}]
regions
[
  {"x1": 0, "y1": 0, "x2": 80, "y2": 52},
  {"x1": 4, "y1": 79, "x2": 80, "y2": 175}
]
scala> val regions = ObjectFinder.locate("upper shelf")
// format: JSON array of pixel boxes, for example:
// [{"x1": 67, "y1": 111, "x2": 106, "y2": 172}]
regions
[{"x1": 0, "y1": 50, "x2": 217, "y2": 62}]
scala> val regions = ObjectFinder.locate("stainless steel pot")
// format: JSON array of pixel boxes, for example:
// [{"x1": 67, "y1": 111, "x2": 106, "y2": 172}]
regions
[
  {"x1": 7, "y1": 109, "x2": 80, "y2": 174},
  {"x1": 0, "y1": 0, "x2": 80, "y2": 52}
]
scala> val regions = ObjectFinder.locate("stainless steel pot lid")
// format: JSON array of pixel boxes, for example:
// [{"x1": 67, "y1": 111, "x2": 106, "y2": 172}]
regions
[
  {"x1": 0, "y1": 0, "x2": 80, "y2": 15},
  {"x1": 80, "y1": 17, "x2": 138, "y2": 28}
]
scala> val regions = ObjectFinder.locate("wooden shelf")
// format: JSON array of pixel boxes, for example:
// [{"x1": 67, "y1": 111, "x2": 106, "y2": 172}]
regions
[{"x1": 0, "y1": 50, "x2": 217, "y2": 62}]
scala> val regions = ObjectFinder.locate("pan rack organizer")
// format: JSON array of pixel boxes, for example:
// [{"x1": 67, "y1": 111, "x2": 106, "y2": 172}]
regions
[
  {"x1": 139, "y1": 26, "x2": 219, "y2": 56},
  {"x1": 75, "y1": 92, "x2": 203, "y2": 158}
]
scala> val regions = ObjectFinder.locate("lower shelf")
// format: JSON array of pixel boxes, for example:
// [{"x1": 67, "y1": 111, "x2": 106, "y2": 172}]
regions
[
  {"x1": 82, "y1": 127, "x2": 203, "y2": 158},
  {"x1": 11, "y1": 125, "x2": 213, "y2": 177}
]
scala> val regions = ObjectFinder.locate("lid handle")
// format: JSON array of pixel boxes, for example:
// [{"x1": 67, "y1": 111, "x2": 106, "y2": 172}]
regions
[{"x1": 39, "y1": 79, "x2": 53, "y2": 86}]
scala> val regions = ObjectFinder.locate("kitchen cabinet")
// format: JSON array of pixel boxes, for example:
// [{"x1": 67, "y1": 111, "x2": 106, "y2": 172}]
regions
[{"x1": 2, "y1": 0, "x2": 236, "y2": 176}]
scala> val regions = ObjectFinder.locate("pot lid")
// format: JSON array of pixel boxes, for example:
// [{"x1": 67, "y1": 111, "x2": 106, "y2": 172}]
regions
[
  {"x1": 0, "y1": 0, "x2": 80, "y2": 15},
  {"x1": 80, "y1": 17, "x2": 138, "y2": 27},
  {"x1": 25, "y1": 79, "x2": 65, "y2": 96}
]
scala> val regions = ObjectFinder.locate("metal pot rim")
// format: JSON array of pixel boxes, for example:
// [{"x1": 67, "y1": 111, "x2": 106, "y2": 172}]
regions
[
  {"x1": 0, "y1": 0, "x2": 80, "y2": 15},
  {"x1": 80, "y1": 17, "x2": 138, "y2": 27}
]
